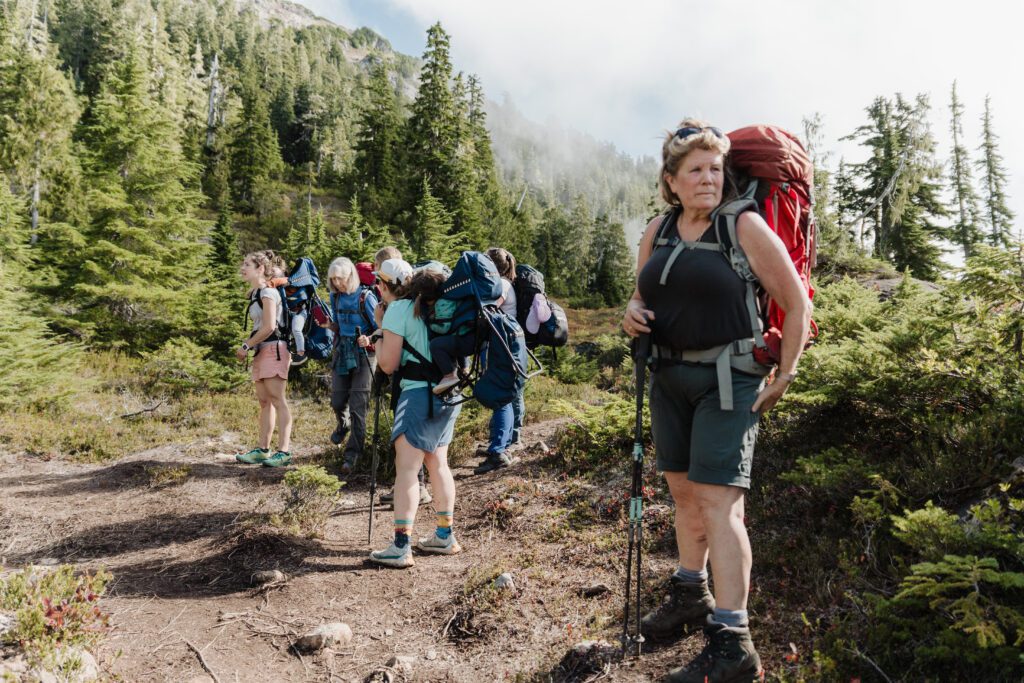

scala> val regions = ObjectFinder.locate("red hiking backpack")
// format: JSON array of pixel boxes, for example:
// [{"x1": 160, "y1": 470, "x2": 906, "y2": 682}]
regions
[{"x1": 724, "y1": 124, "x2": 819, "y2": 366}]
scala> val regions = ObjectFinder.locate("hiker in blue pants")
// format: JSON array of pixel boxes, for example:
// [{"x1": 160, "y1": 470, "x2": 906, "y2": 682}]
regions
[{"x1": 474, "y1": 248, "x2": 521, "y2": 475}]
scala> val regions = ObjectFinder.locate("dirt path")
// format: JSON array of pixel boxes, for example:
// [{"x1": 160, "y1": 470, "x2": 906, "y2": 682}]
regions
[{"x1": 0, "y1": 419, "x2": 699, "y2": 682}]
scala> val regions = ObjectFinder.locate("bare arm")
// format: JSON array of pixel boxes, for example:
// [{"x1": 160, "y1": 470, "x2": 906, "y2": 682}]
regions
[
  {"x1": 735, "y1": 212, "x2": 813, "y2": 411},
  {"x1": 376, "y1": 329, "x2": 403, "y2": 375},
  {"x1": 621, "y1": 216, "x2": 663, "y2": 337}
]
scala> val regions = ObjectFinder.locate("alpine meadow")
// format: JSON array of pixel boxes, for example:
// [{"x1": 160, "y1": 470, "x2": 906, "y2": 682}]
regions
[{"x1": 0, "y1": 1, "x2": 1022, "y2": 682}]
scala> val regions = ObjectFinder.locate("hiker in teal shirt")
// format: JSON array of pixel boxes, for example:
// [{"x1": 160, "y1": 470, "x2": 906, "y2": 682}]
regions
[{"x1": 368, "y1": 259, "x2": 462, "y2": 569}]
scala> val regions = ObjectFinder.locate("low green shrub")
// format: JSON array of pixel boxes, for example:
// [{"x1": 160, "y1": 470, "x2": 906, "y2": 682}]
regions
[
  {"x1": 139, "y1": 337, "x2": 247, "y2": 395},
  {"x1": 274, "y1": 465, "x2": 344, "y2": 538},
  {"x1": 0, "y1": 565, "x2": 111, "y2": 673}
]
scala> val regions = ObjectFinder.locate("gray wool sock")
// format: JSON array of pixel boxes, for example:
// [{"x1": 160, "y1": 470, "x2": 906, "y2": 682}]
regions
[
  {"x1": 710, "y1": 607, "x2": 749, "y2": 628},
  {"x1": 672, "y1": 565, "x2": 709, "y2": 583}
]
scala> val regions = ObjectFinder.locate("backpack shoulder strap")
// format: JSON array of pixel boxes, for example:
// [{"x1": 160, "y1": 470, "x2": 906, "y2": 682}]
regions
[
  {"x1": 712, "y1": 197, "x2": 766, "y2": 350},
  {"x1": 358, "y1": 288, "x2": 374, "y2": 330},
  {"x1": 651, "y1": 207, "x2": 681, "y2": 248}
]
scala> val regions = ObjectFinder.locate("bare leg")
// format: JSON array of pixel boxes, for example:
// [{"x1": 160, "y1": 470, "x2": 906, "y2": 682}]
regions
[
  {"x1": 262, "y1": 376, "x2": 292, "y2": 452},
  {"x1": 254, "y1": 380, "x2": 275, "y2": 450},
  {"x1": 393, "y1": 435, "x2": 425, "y2": 527},
  {"x1": 664, "y1": 471, "x2": 710, "y2": 571},
  {"x1": 693, "y1": 481, "x2": 750, "y2": 610},
  {"x1": 423, "y1": 444, "x2": 456, "y2": 521}
]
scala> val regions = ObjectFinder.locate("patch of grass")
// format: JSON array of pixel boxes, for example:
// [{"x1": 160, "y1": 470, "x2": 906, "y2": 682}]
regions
[
  {"x1": 0, "y1": 565, "x2": 111, "y2": 674},
  {"x1": 144, "y1": 464, "x2": 192, "y2": 488},
  {"x1": 271, "y1": 465, "x2": 344, "y2": 538}
]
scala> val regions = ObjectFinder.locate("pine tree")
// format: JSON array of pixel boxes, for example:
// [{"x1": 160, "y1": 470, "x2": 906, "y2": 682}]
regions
[
  {"x1": 976, "y1": 96, "x2": 1015, "y2": 246},
  {"x1": 329, "y1": 195, "x2": 394, "y2": 263},
  {"x1": 588, "y1": 214, "x2": 634, "y2": 306},
  {"x1": 411, "y1": 177, "x2": 465, "y2": 264},
  {"x1": 72, "y1": 38, "x2": 210, "y2": 347},
  {"x1": 0, "y1": 0, "x2": 84, "y2": 241},
  {"x1": 533, "y1": 206, "x2": 572, "y2": 297},
  {"x1": 350, "y1": 64, "x2": 402, "y2": 225},
  {"x1": 565, "y1": 195, "x2": 595, "y2": 297},
  {"x1": 802, "y1": 113, "x2": 839, "y2": 248},
  {"x1": 229, "y1": 66, "x2": 284, "y2": 213},
  {"x1": 948, "y1": 81, "x2": 983, "y2": 258},
  {"x1": 0, "y1": 178, "x2": 80, "y2": 408},
  {"x1": 832, "y1": 158, "x2": 861, "y2": 247},
  {"x1": 848, "y1": 94, "x2": 948, "y2": 278},
  {"x1": 286, "y1": 195, "x2": 330, "y2": 272}
]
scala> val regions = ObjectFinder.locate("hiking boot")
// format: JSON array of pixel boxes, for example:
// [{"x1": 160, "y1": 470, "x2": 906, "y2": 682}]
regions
[
  {"x1": 330, "y1": 425, "x2": 349, "y2": 446},
  {"x1": 368, "y1": 541, "x2": 414, "y2": 568},
  {"x1": 378, "y1": 488, "x2": 394, "y2": 503},
  {"x1": 664, "y1": 621, "x2": 763, "y2": 683},
  {"x1": 416, "y1": 531, "x2": 462, "y2": 555},
  {"x1": 236, "y1": 448, "x2": 270, "y2": 464},
  {"x1": 641, "y1": 576, "x2": 716, "y2": 640},
  {"x1": 291, "y1": 353, "x2": 308, "y2": 366},
  {"x1": 474, "y1": 452, "x2": 511, "y2": 475},
  {"x1": 261, "y1": 451, "x2": 292, "y2": 467},
  {"x1": 474, "y1": 446, "x2": 491, "y2": 460},
  {"x1": 432, "y1": 375, "x2": 461, "y2": 395}
]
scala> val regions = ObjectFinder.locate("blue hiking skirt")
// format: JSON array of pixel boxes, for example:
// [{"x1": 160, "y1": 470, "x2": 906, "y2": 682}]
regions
[{"x1": 391, "y1": 388, "x2": 461, "y2": 453}]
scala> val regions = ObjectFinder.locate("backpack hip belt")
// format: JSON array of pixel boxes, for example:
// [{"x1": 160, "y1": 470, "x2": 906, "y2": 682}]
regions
[{"x1": 651, "y1": 338, "x2": 770, "y2": 411}]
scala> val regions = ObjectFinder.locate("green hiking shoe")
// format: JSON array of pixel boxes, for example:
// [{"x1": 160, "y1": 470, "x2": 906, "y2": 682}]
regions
[
  {"x1": 664, "y1": 621, "x2": 763, "y2": 683},
  {"x1": 261, "y1": 451, "x2": 292, "y2": 467},
  {"x1": 236, "y1": 448, "x2": 270, "y2": 464},
  {"x1": 641, "y1": 576, "x2": 716, "y2": 640}
]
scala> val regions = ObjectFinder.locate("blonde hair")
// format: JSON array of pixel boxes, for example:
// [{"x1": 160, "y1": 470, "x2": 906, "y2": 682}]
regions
[
  {"x1": 658, "y1": 118, "x2": 732, "y2": 207},
  {"x1": 243, "y1": 250, "x2": 276, "y2": 280},
  {"x1": 326, "y1": 257, "x2": 360, "y2": 294},
  {"x1": 373, "y1": 246, "x2": 402, "y2": 269}
]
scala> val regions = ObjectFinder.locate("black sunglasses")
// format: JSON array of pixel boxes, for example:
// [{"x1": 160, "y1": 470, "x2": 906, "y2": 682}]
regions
[{"x1": 675, "y1": 126, "x2": 724, "y2": 140}]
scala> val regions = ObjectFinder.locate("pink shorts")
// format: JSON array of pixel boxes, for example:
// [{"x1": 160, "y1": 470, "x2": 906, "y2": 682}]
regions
[{"x1": 251, "y1": 341, "x2": 291, "y2": 381}]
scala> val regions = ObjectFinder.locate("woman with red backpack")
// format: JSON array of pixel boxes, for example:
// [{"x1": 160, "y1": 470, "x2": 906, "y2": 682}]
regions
[{"x1": 621, "y1": 119, "x2": 812, "y2": 683}]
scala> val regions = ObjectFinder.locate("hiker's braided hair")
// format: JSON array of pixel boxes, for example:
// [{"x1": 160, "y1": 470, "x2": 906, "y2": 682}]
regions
[
  {"x1": 486, "y1": 247, "x2": 516, "y2": 282},
  {"x1": 658, "y1": 117, "x2": 735, "y2": 207},
  {"x1": 243, "y1": 250, "x2": 276, "y2": 280}
]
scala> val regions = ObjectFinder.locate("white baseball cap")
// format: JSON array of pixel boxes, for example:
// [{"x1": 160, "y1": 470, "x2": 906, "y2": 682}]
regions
[{"x1": 375, "y1": 258, "x2": 413, "y2": 286}]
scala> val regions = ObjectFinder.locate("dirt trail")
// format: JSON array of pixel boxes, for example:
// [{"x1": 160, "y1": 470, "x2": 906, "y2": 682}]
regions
[{"x1": 0, "y1": 419, "x2": 698, "y2": 682}]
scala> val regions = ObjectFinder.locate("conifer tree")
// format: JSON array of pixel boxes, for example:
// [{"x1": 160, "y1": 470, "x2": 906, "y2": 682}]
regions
[
  {"x1": 976, "y1": 96, "x2": 1015, "y2": 246},
  {"x1": 948, "y1": 81, "x2": 982, "y2": 258},
  {"x1": 230, "y1": 67, "x2": 284, "y2": 213},
  {"x1": 350, "y1": 64, "x2": 402, "y2": 225},
  {"x1": 802, "y1": 113, "x2": 838, "y2": 247},
  {"x1": 329, "y1": 195, "x2": 394, "y2": 263},
  {"x1": 565, "y1": 195, "x2": 595, "y2": 297},
  {"x1": 587, "y1": 214, "x2": 634, "y2": 305},
  {"x1": 412, "y1": 177, "x2": 465, "y2": 263},
  {"x1": 0, "y1": 0, "x2": 84, "y2": 240},
  {"x1": 533, "y1": 206, "x2": 572, "y2": 297},
  {"x1": 0, "y1": 178, "x2": 80, "y2": 408},
  {"x1": 286, "y1": 196, "x2": 330, "y2": 272},
  {"x1": 72, "y1": 39, "x2": 210, "y2": 347},
  {"x1": 848, "y1": 94, "x2": 948, "y2": 278},
  {"x1": 832, "y1": 158, "x2": 861, "y2": 247}
]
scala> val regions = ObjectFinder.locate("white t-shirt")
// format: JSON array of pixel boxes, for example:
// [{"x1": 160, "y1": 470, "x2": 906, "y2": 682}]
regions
[
  {"x1": 248, "y1": 287, "x2": 285, "y2": 333},
  {"x1": 499, "y1": 278, "x2": 517, "y2": 318}
]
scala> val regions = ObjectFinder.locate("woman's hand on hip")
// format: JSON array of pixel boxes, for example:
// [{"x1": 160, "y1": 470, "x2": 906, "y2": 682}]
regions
[
  {"x1": 751, "y1": 376, "x2": 790, "y2": 413},
  {"x1": 622, "y1": 299, "x2": 654, "y2": 338}
]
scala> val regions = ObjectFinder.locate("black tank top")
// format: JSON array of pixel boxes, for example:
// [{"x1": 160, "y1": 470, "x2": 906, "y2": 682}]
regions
[{"x1": 637, "y1": 212, "x2": 752, "y2": 352}]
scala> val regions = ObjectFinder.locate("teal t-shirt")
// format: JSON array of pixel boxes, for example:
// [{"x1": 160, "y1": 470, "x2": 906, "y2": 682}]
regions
[{"x1": 382, "y1": 298, "x2": 432, "y2": 391}]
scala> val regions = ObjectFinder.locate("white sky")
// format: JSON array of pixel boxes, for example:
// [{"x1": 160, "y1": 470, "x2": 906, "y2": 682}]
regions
[{"x1": 308, "y1": 0, "x2": 1024, "y2": 238}]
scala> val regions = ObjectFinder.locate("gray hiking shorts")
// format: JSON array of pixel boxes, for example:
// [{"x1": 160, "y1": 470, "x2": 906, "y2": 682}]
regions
[{"x1": 649, "y1": 363, "x2": 764, "y2": 488}]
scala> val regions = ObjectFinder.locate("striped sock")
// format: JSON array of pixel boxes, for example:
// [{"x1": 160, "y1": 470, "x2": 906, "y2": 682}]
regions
[
  {"x1": 394, "y1": 519, "x2": 411, "y2": 548},
  {"x1": 435, "y1": 511, "x2": 452, "y2": 539}
]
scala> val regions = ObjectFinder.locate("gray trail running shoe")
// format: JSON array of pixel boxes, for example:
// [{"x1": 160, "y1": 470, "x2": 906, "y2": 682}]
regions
[
  {"x1": 641, "y1": 576, "x2": 716, "y2": 640},
  {"x1": 416, "y1": 531, "x2": 461, "y2": 555},
  {"x1": 368, "y1": 541, "x2": 414, "y2": 568},
  {"x1": 664, "y1": 621, "x2": 763, "y2": 683}
]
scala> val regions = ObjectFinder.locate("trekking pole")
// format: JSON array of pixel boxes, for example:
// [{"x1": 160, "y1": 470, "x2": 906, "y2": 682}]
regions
[
  {"x1": 622, "y1": 323, "x2": 651, "y2": 658},
  {"x1": 367, "y1": 371, "x2": 383, "y2": 545}
]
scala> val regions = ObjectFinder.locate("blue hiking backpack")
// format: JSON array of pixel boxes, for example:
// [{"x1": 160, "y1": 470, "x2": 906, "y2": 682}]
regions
[
  {"x1": 280, "y1": 257, "x2": 333, "y2": 361},
  {"x1": 398, "y1": 251, "x2": 537, "y2": 410}
]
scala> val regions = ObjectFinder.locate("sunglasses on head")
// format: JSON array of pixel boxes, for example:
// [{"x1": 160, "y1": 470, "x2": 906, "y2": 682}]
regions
[{"x1": 675, "y1": 126, "x2": 724, "y2": 141}]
